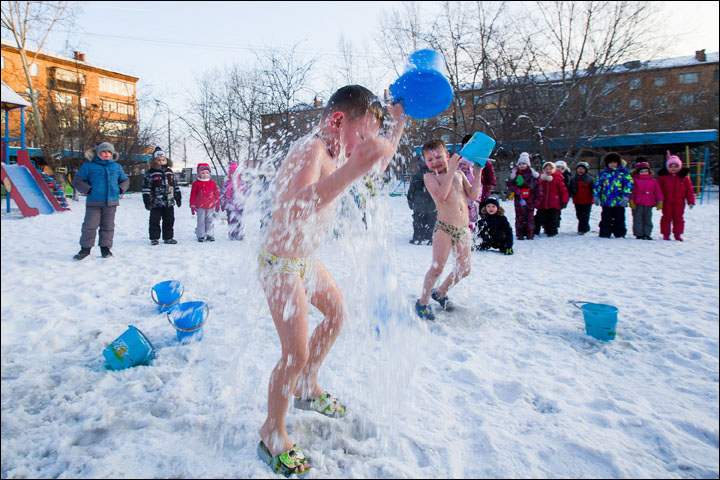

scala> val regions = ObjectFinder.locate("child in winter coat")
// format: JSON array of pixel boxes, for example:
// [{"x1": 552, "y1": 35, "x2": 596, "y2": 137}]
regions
[
  {"x1": 630, "y1": 159, "x2": 663, "y2": 240},
  {"x1": 657, "y1": 152, "x2": 695, "y2": 241},
  {"x1": 190, "y1": 163, "x2": 221, "y2": 242},
  {"x1": 506, "y1": 152, "x2": 540, "y2": 240},
  {"x1": 142, "y1": 147, "x2": 182, "y2": 245},
  {"x1": 593, "y1": 152, "x2": 634, "y2": 238},
  {"x1": 221, "y1": 162, "x2": 248, "y2": 240},
  {"x1": 407, "y1": 156, "x2": 437, "y2": 244},
  {"x1": 568, "y1": 162, "x2": 596, "y2": 235},
  {"x1": 534, "y1": 161, "x2": 569, "y2": 237},
  {"x1": 475, "y1": 195, "x2": 514, "y2": 255},
  {"x1": 72, "y1": 142, "x2": 129, "y2": 260}
]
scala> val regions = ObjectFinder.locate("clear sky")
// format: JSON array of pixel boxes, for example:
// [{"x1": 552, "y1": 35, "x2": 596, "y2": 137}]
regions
[{"x1": 30, "y1": 0, "x2": 720, "y2": 164}]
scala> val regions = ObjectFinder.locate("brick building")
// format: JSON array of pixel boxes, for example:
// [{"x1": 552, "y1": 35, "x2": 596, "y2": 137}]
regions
[{"x1": 1, "y1": 37, "x2": 140, "y2": 160}]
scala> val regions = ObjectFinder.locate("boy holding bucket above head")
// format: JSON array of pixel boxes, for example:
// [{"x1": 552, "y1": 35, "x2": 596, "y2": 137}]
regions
[
  {"x1": 256, "y1": 85, "x2": 406, "y2": 476},
  {"x1": 415, "y1": 139, "x2": 483, "y2": 320}
]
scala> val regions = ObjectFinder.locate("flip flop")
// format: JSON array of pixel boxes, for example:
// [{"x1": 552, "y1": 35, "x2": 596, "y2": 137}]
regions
[
  {"x1": 257, "y1": 440, "x2": 311, "y2": 477},
  {"x1": 294, "y1": 391, "x2": 348, "y2": 418}
]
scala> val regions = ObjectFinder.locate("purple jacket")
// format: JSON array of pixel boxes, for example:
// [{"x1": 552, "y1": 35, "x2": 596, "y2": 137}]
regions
[{"x1": 631, "y1": 174, "x2": 663, "y2": 207}]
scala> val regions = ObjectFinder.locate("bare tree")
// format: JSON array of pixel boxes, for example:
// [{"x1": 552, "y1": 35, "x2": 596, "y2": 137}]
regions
[{"x1": 1, "y1": 0, "x2": 80, "y2": 167}]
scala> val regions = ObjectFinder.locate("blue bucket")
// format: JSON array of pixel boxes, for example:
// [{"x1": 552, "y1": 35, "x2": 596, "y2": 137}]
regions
[
  {"x1": 389, "y1": 49, "x2": 454, "y2": 119},
  {"x1": 459, "y1": 132, "x2": 496, "y2": 167},
  {"x1": 103, "y1": 325, "x2": 155, "y2": 370},
  {"x1": 571, "y1": 301, "x2": 618, "y2": 341},
  {"x1": 167, "y1": 301, "x2": 209, "y2": 344},
  {"x1": 151, "y1": 280, "x2": 184, "y2": 313}
]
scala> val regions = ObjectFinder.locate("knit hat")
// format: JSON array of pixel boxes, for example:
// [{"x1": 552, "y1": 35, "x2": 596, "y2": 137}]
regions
[
  {"x1": 603, "y1": 152, "x2": 622, "y2": 167},
  {"x1": 517, "y1": 152, "x2": 531, "y2": 166},
  {"x1": 484, "y1": 195, "x2": 500, "y2": 208},
  {"x1": 542, "y1": 161, "x2": 555, "y2": 171},
  {"x1": 153, "y1": 147, "x2": 165, "y2": 159},
  {"x1": 634, "y1": 161, "x2": 651, "y2": 172},
  {"x1": 197, "y1": 163, "x2": 211, "y2": 174},
  {"x1": 575, "y1": 161, "x2": 590, "y2": 172},
  {"x1": 94, "y1": 142, "x2": 115, "y2": 155},
  {"x1": 666, "y1": 151, "x2": 682, "y2": 169},
  {"x1": 229, "y1": 162, "x2": 238, "y2": 175},
  {"x1": 554, "y1": 160, "x2": 568, "y2": 171}
]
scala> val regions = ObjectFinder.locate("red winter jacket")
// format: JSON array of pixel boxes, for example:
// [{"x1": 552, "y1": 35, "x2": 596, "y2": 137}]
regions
[
  {"x1": 190, "y1": 179, "x2": 220, "y2": 209},
  {"x1": 536, "y1": 171, "x2": 569, "y2": 210},
  {"x1": 657, "y1": 167, "x2": 695, "y2": 208}
]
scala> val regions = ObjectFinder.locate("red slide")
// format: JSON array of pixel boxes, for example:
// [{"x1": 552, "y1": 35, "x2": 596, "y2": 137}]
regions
[{"x1": 1, "y1": 148, "x2": 70, "y2": 217}]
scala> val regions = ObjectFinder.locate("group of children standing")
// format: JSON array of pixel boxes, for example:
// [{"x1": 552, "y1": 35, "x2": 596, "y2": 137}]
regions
[{"x1": 72, "y1": 144, "x2": 249, "y2": 260}]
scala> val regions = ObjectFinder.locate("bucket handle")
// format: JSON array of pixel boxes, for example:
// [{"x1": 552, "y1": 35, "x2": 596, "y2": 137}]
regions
[
  {"x1": 569, "y1": 300, "x2": 592, "y2": 310},
  {"x1": 151, "y1": 282, "x2": 185, "y2": 307},
  {"x1": 167, "y1": 303, "x2": 209, "y2": 333},
  {"x1": 129, "y1": 325, "x2": 156, "y2": 359}
]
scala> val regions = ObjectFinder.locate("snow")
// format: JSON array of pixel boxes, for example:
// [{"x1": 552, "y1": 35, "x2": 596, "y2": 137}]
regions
[{"x1": 1, "y1": 182, "x2": 718, "y2": 479}]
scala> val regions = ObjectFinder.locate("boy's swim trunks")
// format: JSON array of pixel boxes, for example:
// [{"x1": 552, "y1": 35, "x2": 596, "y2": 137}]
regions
[
  {"x1": 258, "y1": 248, "x2": 313, "y2": 281},
  {"x1": 434, "y1": 219, "x2": 470, "y2": 246}
]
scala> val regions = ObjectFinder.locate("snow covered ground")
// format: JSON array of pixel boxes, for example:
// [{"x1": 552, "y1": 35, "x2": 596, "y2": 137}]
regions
[{"x1": 1, "y1": 182, "x2": 718, "y2": 479}]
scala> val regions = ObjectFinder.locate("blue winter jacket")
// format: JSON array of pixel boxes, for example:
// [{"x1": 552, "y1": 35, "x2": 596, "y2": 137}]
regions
[
  {"x1": 74, "y1": 155, "x2": 129, "y2": 207},
  {"x1": 593, "y1": 167, "x2": 633, "y2": 207}
]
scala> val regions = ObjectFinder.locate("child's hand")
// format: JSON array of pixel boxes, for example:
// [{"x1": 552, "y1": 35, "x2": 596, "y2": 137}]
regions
[
  {"x1": 387, "y1": 101, "x2": 406, "y2": 122},
  {"x1": 191, "y1": 206, "x2": 197, "y2": 215},
  {"x1": 448, "y1": 153, "x2": 462, "y2": 172}
]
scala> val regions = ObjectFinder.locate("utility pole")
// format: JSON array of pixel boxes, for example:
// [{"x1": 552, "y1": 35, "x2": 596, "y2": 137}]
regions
[
  {"x1": 183, "y1": 138, "x2": 187, "y2": 169},
  {"x1": 155, "y1": 99, "x2": 172, "y2": 160}
]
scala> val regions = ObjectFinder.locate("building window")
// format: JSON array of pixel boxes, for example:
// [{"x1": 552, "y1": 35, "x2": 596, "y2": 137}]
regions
[
  {"x1": 578, "y1": 85, "x2": 587, "y2": 95},
  {"x1": 80, "y1": 97, "x2": 87, "y2": 108},
  {"x1": 55, "y1": 92, "x2": 73, "y2": 105},
  {"x1": 101, "y1": 99, "x2": 135, "y2": 116},
  {"x1": 679, "y1": 93, "x2": 700, "y2": 106},
  {"x1": 678, "y1": 72, "x2": 699, "y2": 84},
  {"x1": 102, "y1": 120, "x2": 129, "y2": 135},
  {"x1": 629, "y1": 98, "x2": 642, "y2": 109},
  {"x1": 629, "y1": 78, "x2": 641, "y2": 89},
  {"x1": 654, "y1": 76, "x2": 667, "y2": 87},
  {"x1": 30, "y1": 63, "x2": 38, "y2": 76},
  {"x1": 714, "y1": 69, "x2": 718, "y2": 82},
  {"x1": 680, "y1": 116, "x2": 698, "y2": 128},
  {"x1": 653, "y1": 96, "x2": 667, "y2": 108},
  {"x1": 99, "y1": 77, "x2": 134, "y2": 96},
  {"x1": 601, "y1": 101, "x2": 619, "y2": 113},
  {"x1": 601, "y1": 80, "x2": 618, "y2": 95}
]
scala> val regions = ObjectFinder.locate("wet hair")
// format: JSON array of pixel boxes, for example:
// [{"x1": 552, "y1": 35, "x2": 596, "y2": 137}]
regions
[
  {"x1": 461, "y1": 134, "x2": 473, "y2": 147},
  {"x1": 422, "y1": 138, "x2": 447, "y2": 154},
  {"x1": 322, "y1": 85, "x2": 384, "y2": 123}
]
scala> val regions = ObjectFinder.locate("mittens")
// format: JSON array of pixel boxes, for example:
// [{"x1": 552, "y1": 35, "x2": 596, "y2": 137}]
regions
[
  {"x1": 656, "y1": 201, "x2": 663, "y2": 210},
  {"x1": 619, "y1": 197, "x2": 629, "y2": 208},
  {"x1": 504, "y1": 247, "x2": 514, "y2": 256},
  {"x1": 191, "y1": 206, "x2": 197, "y2": 215},
  {"x1": 560, "y1": 203, "x2": 567, "y2": 209},
  {"x1": 593, "y1": 197, "x2": 600, "y2": 206},
  {"x1": 215, "y1": 205, "x2": 220, "y2": 213},
  {"x1": 176, "y1": 199, "x2": 182, "y2": 208},
  {"x1": 689, "y1": 204, "x2": 694, "y2": 209},
  {"x1": 519, "y1": 198, "x2": 526, "y2": 206},
  {"x1": 629, "y1": 200, "x2": 636, "y2": 210},
  {"x1": 144, "y1": 203, "x2": 151, "y2": 211}
]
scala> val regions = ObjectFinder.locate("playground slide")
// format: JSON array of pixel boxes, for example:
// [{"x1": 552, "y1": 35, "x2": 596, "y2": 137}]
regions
[{"x1": 1, "y1": 149, "x2": 70, "y2": 217}]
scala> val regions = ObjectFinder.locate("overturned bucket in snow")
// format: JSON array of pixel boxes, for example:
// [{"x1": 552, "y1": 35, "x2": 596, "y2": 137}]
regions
[
  {"x1": 151, "y1": 280, "x2": 184, "y2": 313},
  {"x1": 389, "y1": 49, "x2": 454, "y2": 119},
  {"x1": 167, "y1": 301, "x2": 209, "y2": 344},
  {"x1": 103, "y1": 325, "x2": 155, "y2": 370},
  {"x1": 571, "y1": 301, "x2": 618, "y2": 341}
]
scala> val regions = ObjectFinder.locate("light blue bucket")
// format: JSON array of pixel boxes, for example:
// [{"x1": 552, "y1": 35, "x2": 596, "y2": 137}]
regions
[
  {"x1": 459, "y1": 132, "x2": 496, "y2": 167},
  {"x1": 103, "y1": 325, "x2": 155, "y2": 370},
  {"x1": 151, "y1": 280, "x2": 184, "y2": 313},
  {"x1": 571, "y1": 301, "x2": 618, "y2": 341},
  {"x1": 167, "y1": 301, "x2": 209, "y2": 344},
  {"x1": 389, "y1": 49, "x2": 454, "y2": 119}
]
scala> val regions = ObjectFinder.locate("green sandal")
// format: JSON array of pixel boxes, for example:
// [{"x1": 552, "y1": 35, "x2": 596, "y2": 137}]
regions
[
  {"x1": 294, "y1": 391, "x2": 348, "y2": 418},
  {"x1": 257, "y1": 440, "x2": 311, "y2": 477}
]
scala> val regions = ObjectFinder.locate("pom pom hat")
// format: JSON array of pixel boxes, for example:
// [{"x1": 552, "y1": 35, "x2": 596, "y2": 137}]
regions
[
  {"x1": 666, "y1": 151, "x2": 682, "y2": 169},
  {"x1": 153, "y1": 147, "x2": 165, "y2": 158},
  {"x1": 517, "y1": 152, "x2": 531, "y2": 166},
  {"x1": 197, "y1": 163, "x2": 211, "y2": 174}
]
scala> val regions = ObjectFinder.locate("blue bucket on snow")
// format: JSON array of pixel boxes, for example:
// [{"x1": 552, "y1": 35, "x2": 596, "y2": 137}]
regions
[
  {"x1": 167, "y1": 301, "x2": 209, "y2": 344},
  {"x1": 459, "y1": 132, "x2": 496, "y2": 167},
  {"x1": 103, "y1": 325, "x2": 155, "y2": 370},
  {"x1": 151, "y1": 280, "x2": 184, "y2": 313},
  {"x1": 571, "y1": 301, "x2": 618, "y2": 341},
  {"x1": 389, "y1": 49, "x2": 454, "y2": 119}
]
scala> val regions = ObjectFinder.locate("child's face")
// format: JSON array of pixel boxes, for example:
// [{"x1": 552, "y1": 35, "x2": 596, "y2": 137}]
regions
[
  {"x1": 668, "y1": 163, "x2": 681, "y2": 173},
  {"x1": 576, "y1": 166, "x2": 587, "y2": 175},
  {"x1": 423, "y1": 148, "x2": 449, "y2": 173},
  {"x1": 98, "y1": 151, "x2": 112, "y2": 160},
  {"x1": 639, "y1": 168, "x2": 650, "y2": 175},
  {"x1": 199, "y1": 170, "x2": 210, "y2": 179},
  {"x1": 157, "y1": 156, "x2": 166, "y2": 164},
  {"x1": 518, "y1": 163, "x2": 529, "y2": 171},
  {"x1": 608, "y1": 161, "x2": 618, "y2": 169},
  {"x1": 486, "y1": 203, "x2": 498, "y2": 215},
  {"x1": 543, "y1": 165, "x2": 554, "y2": 175},
  {"x1": 341, "y1": 113, "x2": 382, "y2": 157}
]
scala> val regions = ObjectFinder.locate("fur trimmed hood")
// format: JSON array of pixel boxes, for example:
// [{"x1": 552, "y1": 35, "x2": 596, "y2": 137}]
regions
[
  {"x1": 84, "y1": 148, "x2": 119, "y2": 161},
  {"x1": 480, "y1": 204, "x2": 505, "y2": 216}
]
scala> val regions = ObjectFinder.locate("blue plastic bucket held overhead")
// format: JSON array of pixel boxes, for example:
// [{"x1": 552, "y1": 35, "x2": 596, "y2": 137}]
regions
[
  {"x1": 389, "y1": 49, "x2": 454, "y2": 120},
  {"x1": 571, "y1": 301, "x2": 618, "y2": 341},
  {"x1": 151, "y1": 280, "x2": 184, "y2": 313},
  {"x1": 167, "y1": 301, "x2": 209, "y2": 344},
  {"x1": 459, "y1": 132, "x2": 496, "y2": 167},
  {"x1": 103, "y1": 325, "x2": 155, "y2": 370}
]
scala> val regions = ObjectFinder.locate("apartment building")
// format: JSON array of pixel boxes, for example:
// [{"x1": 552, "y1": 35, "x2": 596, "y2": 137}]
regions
[{"x1": 1, "y1": 37, "x2": 139, "y2": 153}]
